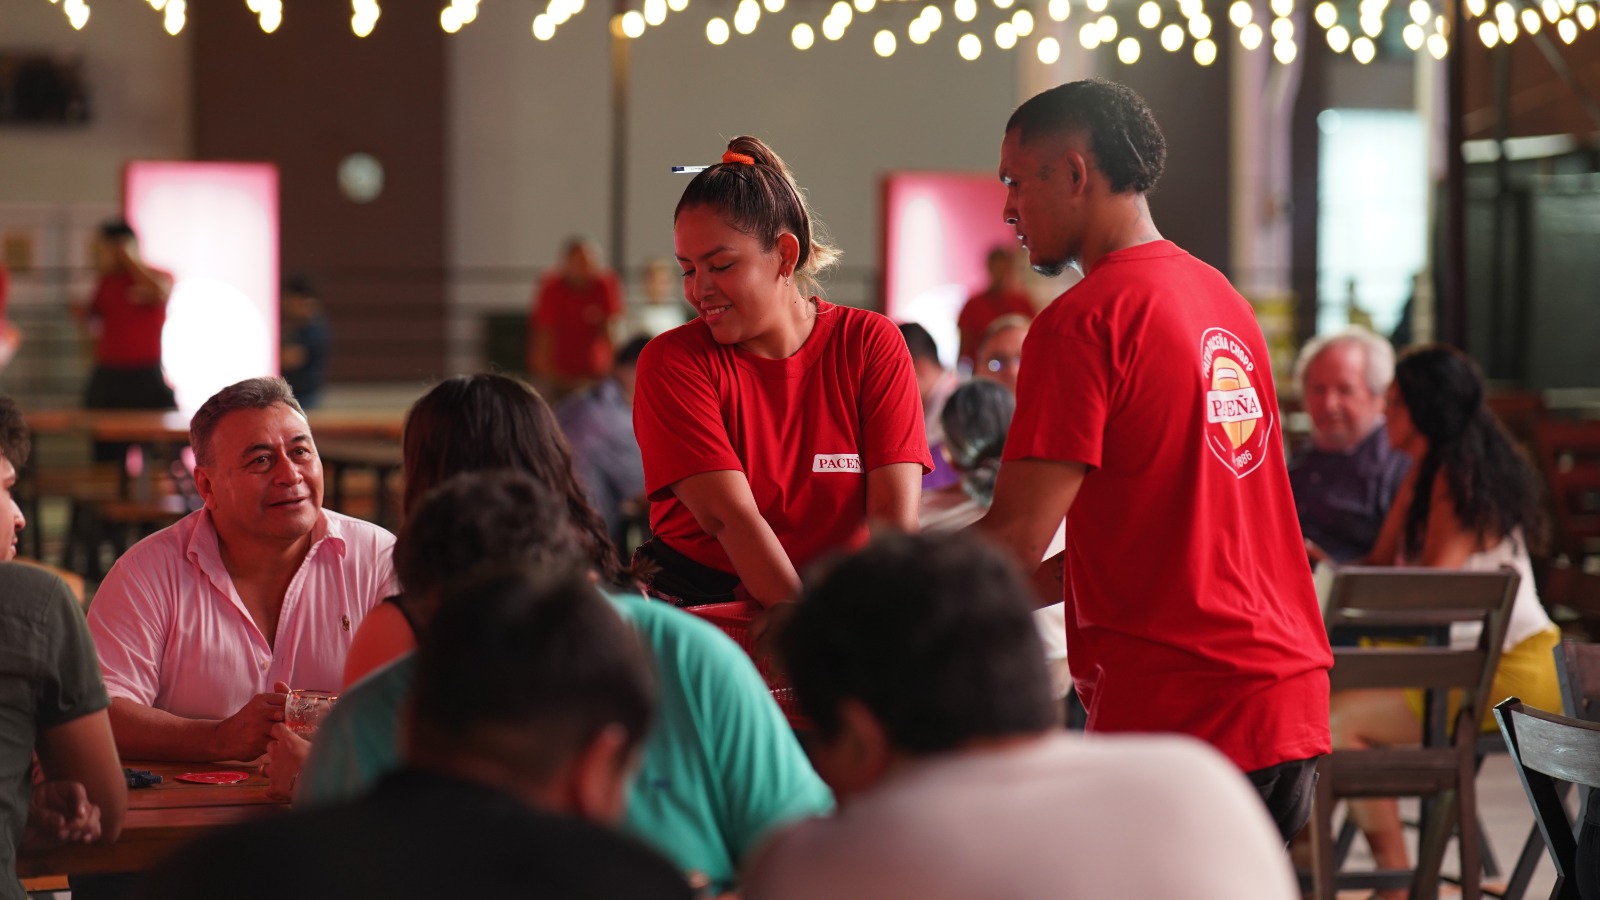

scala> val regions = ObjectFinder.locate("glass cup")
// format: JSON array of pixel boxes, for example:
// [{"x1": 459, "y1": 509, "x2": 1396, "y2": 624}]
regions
[{"x1": 284, "y1": 689, "x2": 338, "y2": 738}]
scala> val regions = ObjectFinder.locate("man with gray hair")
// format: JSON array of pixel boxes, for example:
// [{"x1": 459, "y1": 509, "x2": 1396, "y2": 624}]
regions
[
  {"x1": 88, "y1": 377, "x2": 395, "y2": 762},
  {"x1": 1288, "y1": 327, "x2": 1411, "y2": 563}
]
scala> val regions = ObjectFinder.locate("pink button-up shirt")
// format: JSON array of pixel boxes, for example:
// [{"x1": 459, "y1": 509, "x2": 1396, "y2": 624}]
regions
[{"x1": 87, "y1": 509, "x2": 396, "y2": 721}]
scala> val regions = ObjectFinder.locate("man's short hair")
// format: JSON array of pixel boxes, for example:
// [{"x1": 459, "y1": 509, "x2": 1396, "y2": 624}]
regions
[
  {"x1": 99, "y1": 218, "x2": 137, "y2": 241},
  {"x1": 413, "y1": 567, "x2": 655, "y2": 783},
  {"x1": 1292, "y1": 326, "x2": 1395, "y2": 397},
  {"x1": 898, "y1": 322, "x2": 941, "y2": 366},
  {"x1": 0, "y1": 395, "x2": 31, "y2": 469},
  {"x1": 780, "y1": 533, "x2": 1058, "y2": 754},
  {"x1": 616, "y1": 336, "x2": 651, "y2": 369},
  {"x1": 189, "y1": 377, "x2": 307, "y2": 467},
  {"x1": 395, "y1": 470, "x2": 586, "y2": 629},
  {"x1": 1006, "y1": 79, "x2": 1167, "y2": 195}
]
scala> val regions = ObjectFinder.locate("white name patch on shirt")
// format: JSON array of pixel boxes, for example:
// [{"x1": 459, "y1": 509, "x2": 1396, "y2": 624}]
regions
[{"x1": 813, "y1": 453, "x2": 863, "y2": 473}]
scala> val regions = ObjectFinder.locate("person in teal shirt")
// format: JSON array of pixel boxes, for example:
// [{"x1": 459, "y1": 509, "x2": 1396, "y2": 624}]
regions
[{"x1": 299, "y1": 470, "x2": 832, "y2": 893}]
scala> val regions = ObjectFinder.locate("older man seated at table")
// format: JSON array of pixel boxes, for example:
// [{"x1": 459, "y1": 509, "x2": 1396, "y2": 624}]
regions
[
  {"x1": 744, "y1": 533, "x2": 1296, "y2": 900},
  {"x1": 136, "y1": 568, "x2": 693, "y2": 900},
  {"x1": 1288, "y1": 327, "x2": 1411, "y2": 564},
  {"x1": 87, "y1": 377, "x2": 395, "y2": 762}
]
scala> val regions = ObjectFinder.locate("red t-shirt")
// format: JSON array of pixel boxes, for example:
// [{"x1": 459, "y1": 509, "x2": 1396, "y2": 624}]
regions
[
  {"x1": 635, "y1": 301, "x2": 933, "y2": 576},
  {"x1": 531, "y1": 272, "x2": 624, "y2": 380},
  {"x1": 1003, "y1": 241, "x2": 1332, "y2": 773},
  {"x1": 957, "y1": 288, "x2": 1035, "y2": 365},
  {"x1": 90, "y1": 271, "x2": 167, "y2": 368}
]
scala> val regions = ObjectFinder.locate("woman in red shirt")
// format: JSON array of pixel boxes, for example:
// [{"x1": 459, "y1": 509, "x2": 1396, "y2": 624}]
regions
[{"x1": 634, "y1": 136, "x2": 930, "y2": 612}]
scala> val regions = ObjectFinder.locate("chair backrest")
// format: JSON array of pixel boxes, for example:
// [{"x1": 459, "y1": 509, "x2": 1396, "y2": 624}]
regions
[
  {"x1": 1324, "y1": 567, "x2": 1520, "y2": 740},
  {"x1": 1536, "y1": 418, "x2": 1600, "y2": 561},
  {"x1": 1494, "y1": 699, "x2": 1600, "y2": 899},
  {"x1": 1558, "y1": 640, "x2": 1600, "y2": 723}
]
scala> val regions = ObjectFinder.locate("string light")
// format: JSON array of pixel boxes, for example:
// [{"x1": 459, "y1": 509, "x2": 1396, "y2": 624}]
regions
[
  {"x1": 164, "y1": 0, "x2": 185, "y2": 33},
  {"x1": 1087, "y1": 0, "x2": 1108, "y2": 12},
  {"x1": 621, "y1": 10, "x2": 646, "y2": 36},
  {"x1": 1118, "y1": 34, "x2": 1142, "y2": 59},
  {"x1": 706, "y1": 15, "x2": 730, "y2": 42},
  {"x1": 1241, "y1": 20, "x2": 1264, "y2": 43},
  {"x1": 63, "y1": 0, "x2": 90, "y2": 29},
  {"x1": 1499, "y1": 16, "x2": 1518, "y2": 40},
  {"x1": 855, "y1": 0, "x2": 876, "y2": 12},
  {"x1": 644, "y1": 0, "x2": 668, "y2": 25},
  {"x1": 1037, "y1": 34, "x2": 1062, "y2": 59},
  {"x1": 533, "y1": 13, "x2": 555, "y2": 38},
  {"x1": 1189, "y1": 13, "x2": 1212, "y2": 37},
  {"x1": 792, "y1": 21, "x2": 815, "y2": 46},
  {"x1": 1273, "y1": 36, "x2": 1296, "y2": 59},
  {"x1": 1402, "y1": 21, "x2": 1424, "y2": 44},
  {"x1": 251, "y1": 0, "x2": 283, "y2": 33},
  {"x1": 958, "y1": 31, "x2": 983, "y2": 56},
  {"x1": 1231, "y1": 1, "x2": 1254, "y2": 26},
  {"x1": 1579, "y1": 5, "x2": 1596, "y2": 28},
  {"x1": 1327, "y1": 22, "x2": 1351, "y2": 47},
  {"x1": 734, "y1": 0, "x2": 759, "y2": 33},
  {"x1": 670, "y1": 0, "x2": 690, "y2": 12},
  {"x1": 1557, "y1": 14, "x2": 1578, "y2": 36},
  {"x1": 1270, "y1": 0, "x2": 1293, "y2": 16},
  {"x1": 1427, "y1": 29, "x2": 1448, "y2": 53},
  {"x1": 822, "y1": 15, "x2": 845, "y2": 37},
  {"x1": 352, "y1": 0, "x2": 380, "y2": 36},
  {"x1": 1048, "y1": 0, "x2": 1071, "y2": 20},
  {"x1": 1352, "y1": 33, "x2": 1376, "y2": 59},
  {"x1": 875, "y1": 28, "x2": 897, "y2": 53},
  {"x1": 1314, "y1": 0, "x2": 1337, "y2": 25},
  {"x1": 923, "y1": 5, "x2": 944, "y2": 30},
  {"x1": 1410, "y1": 0, "x2": 1430, "y2": 22},
  {"x1": 1542, "y1": 0, "x2": 1560, "y2": 20},
  {"x1": 1194, "y1": 36, "x2": 1217, "y2": 61},
  {"x1": 1080, "y1": 20, "x2": 1103, "y2": 45},
  {"x1": 1465, "y1": 0, "x2": 1486, "y2": 16},
  {"x1": 1140, "y1": 1, "x2": 1162, "y2": 26},
  {"x1": 1013, "y1": 9, "x2": 1036, "y2": 34},
  {"x1": 1161, "y1": 21, "x2": 1185, "y2": 46},
  {"x1": 995, "y1": 20, "x2": 1018, "y2": 46},
  {"x1": 1097, "y1": 13, "x2": 1119, "y2": 39},
  {"x1": 1478, "y1": 18, "x2": 1500, "y2": 42},
  {"x1": 1519, "y1": 7, "x2": 1541, "y2": 30},
  {"x1": 956, "y1": 0, "x2": 979, "y2": 21}
]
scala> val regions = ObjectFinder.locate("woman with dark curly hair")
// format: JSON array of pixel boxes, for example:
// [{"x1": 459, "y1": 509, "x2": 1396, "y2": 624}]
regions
[{"x1": 1332, "y1": 344, "x2": 1558, "y2": 897}]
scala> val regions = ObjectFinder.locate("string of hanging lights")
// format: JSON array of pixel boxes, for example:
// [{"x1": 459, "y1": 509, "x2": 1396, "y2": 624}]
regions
[{"x1": 92, "y1": 0, "x2": 1596, "y2": 64}]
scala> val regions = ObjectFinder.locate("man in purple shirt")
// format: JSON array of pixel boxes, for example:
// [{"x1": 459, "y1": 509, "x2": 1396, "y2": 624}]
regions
[{"x1": 1288, "y1": 328, "x2": 1411, "y2": 563}]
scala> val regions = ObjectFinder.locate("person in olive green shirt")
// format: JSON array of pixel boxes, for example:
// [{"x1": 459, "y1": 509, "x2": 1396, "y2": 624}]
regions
[
  {"x1": 299, "y1": 471, "x2": 832, "y2": 894},
  {"x1": 0, "y1": 395, "x2": 126, "y2": 900}
]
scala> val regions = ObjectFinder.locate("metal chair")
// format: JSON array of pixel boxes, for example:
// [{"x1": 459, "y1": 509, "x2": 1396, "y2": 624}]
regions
[
  {"x1": 1494, "y1": 698, "x2": 1600, "y2": 900},
  {"x1": 1308, "y1": 566, "x2": 1521, "y2": 900}
]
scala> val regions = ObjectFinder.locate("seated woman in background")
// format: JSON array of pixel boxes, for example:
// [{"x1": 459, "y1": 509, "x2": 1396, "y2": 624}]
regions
[
  {"x1": 1333, "y1": 345, "x2": 1559, "y2": 897},
  {"x1": 918, "y1": 380, "x2": 1070, "y2": 699},
  {"x1": 340, "y1": 373, "x2": 630, "y2": 686}
]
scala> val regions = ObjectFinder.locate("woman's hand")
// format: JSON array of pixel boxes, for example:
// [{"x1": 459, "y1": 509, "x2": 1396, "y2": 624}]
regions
[{"x1": 262, "y1": 723, "x2": 312, "y2": 802}]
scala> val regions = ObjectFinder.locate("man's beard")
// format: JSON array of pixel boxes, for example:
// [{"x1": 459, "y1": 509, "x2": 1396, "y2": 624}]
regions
[{"x1": 1030, "y1": 251, "x2": 1078, "y2": 278}]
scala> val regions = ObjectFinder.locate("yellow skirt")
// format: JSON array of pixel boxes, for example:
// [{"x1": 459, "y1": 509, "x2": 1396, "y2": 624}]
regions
[{"x1": 1404, "y1": 624, "x2": 1564, "y2": 733}]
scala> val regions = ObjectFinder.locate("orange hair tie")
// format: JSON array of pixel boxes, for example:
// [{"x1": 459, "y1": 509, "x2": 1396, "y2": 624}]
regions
[{"x1": 721, "y1": 151, "x2": 757, "y2": 166}]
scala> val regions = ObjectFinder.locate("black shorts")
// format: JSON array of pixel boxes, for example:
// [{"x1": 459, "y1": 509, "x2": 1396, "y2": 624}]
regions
[
  {"x1": 1247, "y1": 755, "x2": 1320, "y2": 844},
  {"x1": 633, "y1": 538, "x2": 740, "y2": 607}
]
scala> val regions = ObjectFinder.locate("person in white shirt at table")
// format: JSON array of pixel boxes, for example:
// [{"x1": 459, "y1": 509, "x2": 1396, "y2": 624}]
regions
[
  {"x1": 87, "y1": 377, "x2": 395, "y2": 762},
  {"x1": 744, "y1": 532, "x2": 1297, "y2": 900}
]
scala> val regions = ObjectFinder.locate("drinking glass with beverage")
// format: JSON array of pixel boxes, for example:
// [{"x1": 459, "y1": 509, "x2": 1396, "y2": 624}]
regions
[{"x1": 284, "y1": 689, "x2": 338, "y2": 738}]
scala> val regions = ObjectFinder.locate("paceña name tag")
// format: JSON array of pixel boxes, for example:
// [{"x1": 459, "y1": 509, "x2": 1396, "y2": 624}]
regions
[{"x1": 812, "y1": 453, "x2": 863, "y2": 473}]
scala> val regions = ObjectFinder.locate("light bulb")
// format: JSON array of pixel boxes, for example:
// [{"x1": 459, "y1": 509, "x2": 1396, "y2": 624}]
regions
[
  {"x1": 1194, "y1": 35, "x2": 1217, "y2": 61},
  {"x1": 706, "y1": 15, "x2": 730, "y2": 42},
  {"x1": 1080, "y1": 21, "x2": 1102, "y2": 45},
  {"x1": 1352, "y1": 33, "x2": 1376, "y2": 58},
  {"x1": 1314, "y1": 0, "x2": 1337, "y2": 25},
  {"x1": 959, "y1": 31, "x2": 983, "y2": 56},
  {"x1": 1038, "y1": 34, "x2": 1062, "y2": 59},
  {"x1": 1097, "y1": 13, "x2": 1119, "y2": 39},
  {"x1": 1327, "y1": 21, "x2": 1350, "y2": 47},
  {"x1": 792, "y1": 21, "x2": 815, "y2": 46},
  {"x1": 1118, "y1": 34, "x2": 1142, "y2": 59},
  {"x1": 1189, "y1": 12, "x2": 1212, "y2": 37},
  {"x1": 1241, "y1": 19, "x2": 1264, "y2": 43},
  {"x1": 875, "y1": 28, "x2": 897, "y2": 53},
  {"x1": 1161, "y1": 20, "x2": 1185, "y2": 46},
  {"x1": 1140, "y1": 1, "x2": 1161, "y2": 26},
  {"x1": 1048, "y1": 0, "x2": 1071, "y2": 19},
  {"x1": 995, "y1": 20, "x2": 1018, "y2": 46},
  {"x1": 1014, "y1": 8, "x2": 1036, "y2": 33},
  {"x1": 1232, "y1": 0, "x2": 1255, "y2": 26},
  {"x1": 622, "y1": 10, "x2": 646, "y2": 36}
]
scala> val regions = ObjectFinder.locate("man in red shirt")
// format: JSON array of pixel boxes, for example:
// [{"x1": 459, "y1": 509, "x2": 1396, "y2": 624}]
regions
[
  {"x1": 956, "y1": 246, "x2": 1034, "y2": 372},
  {"x1": 971, "y1": 79, "x2": 1332, "y2": 842},
  {"x1": 77, "y1": 220, "x2": 176, "y2": 461},
  {"x1": 528, "y1": 237, "x2": 623, "y2": 396}
]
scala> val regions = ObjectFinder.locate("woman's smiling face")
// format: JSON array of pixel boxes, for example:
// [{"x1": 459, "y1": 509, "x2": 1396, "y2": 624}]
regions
[{"x1": 674, "y1": 204, "x2": 789, "y2": 348}]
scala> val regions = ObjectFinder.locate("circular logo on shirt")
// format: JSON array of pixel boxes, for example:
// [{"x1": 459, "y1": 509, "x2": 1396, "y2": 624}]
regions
[{"x1": 1199, "y1": 327, "x2": 1274, "y2": 479}]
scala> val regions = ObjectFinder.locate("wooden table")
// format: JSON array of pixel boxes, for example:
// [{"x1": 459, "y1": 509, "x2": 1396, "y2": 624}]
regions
[
  {"x1": 16, "y1": 761, "x2": 288, "y2": 878},
  {"x1": 317, "y1": 438, "x2": 404, "y2": 528}
]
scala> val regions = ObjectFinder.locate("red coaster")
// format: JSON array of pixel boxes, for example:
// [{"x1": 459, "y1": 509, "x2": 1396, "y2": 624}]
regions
[{"x1": 175, "y1": 772, "x2": 248, "y2": 785}]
